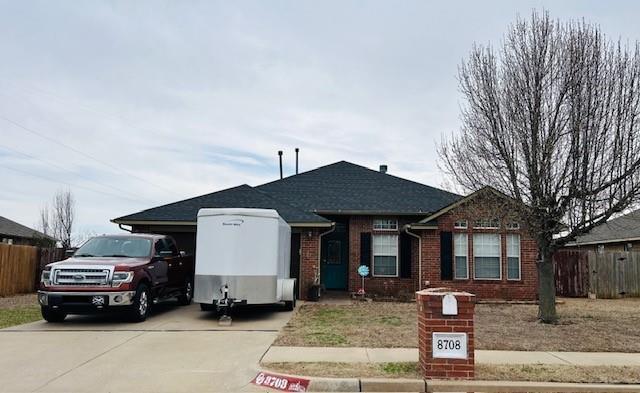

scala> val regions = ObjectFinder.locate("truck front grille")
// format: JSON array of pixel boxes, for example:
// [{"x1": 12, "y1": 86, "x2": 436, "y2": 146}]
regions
[{"x1": 52, "y1": 268, "x2": 111, "y2": 286}]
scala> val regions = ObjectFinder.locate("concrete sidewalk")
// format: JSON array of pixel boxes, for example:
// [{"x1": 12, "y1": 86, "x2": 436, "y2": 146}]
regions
[{"x1": 262, "y1": 346, "x2": 640, "y2": 366}]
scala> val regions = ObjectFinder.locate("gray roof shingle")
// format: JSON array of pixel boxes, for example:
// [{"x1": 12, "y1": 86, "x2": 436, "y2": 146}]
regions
[
  {"x1": 113, "y1": 184, "x2": 329, "y2": 224},
  {"x1": 0, "y1": 216, "x2": 54, "y2": 240},
  {"x1": 574, "y1": 209, "x2": 640, "y2": 245},
  {"x1": 113, "y1": 161, "x2": 462, "y2": 225},
  {"x1": 257, "y1": 161, "x2": 461, "y2": 214}
]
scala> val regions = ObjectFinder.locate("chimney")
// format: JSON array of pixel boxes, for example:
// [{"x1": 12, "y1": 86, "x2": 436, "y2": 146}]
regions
[
  {"x1": 278, "y1": 150, "x2": 283, "y2": 179},
  {"x1": 379, "y1": 164, "x2": 388, "y2": 174},
  {"x1": 295, "y1": 148, "x2": 299, "y2": 174}
]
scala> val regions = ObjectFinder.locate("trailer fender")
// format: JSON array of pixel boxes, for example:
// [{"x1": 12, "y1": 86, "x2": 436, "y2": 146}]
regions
[{"x1": 281, "y1": 279, "x2": 296, "y2": 301}]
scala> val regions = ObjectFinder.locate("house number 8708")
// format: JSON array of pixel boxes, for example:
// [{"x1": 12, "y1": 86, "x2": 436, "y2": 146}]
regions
[{"x1": 436, "y1": 339, "x2": 461, "y2": 350}]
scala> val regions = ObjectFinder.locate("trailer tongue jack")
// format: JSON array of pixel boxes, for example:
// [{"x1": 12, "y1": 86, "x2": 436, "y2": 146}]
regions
[{"x1": 218, "y1": 284, "x2": 233, "y2": 326}]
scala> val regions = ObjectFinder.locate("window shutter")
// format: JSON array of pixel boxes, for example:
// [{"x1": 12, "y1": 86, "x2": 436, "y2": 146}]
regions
[
  {"x1": 360, "y1": 232, "x2": 372, "y2": 267},
  {"x1": 440, "y1": 231, "x2": 453, "y2": 280},
  {"x1": 400, "y1": 232, "x2": 412, "y2": 278}
]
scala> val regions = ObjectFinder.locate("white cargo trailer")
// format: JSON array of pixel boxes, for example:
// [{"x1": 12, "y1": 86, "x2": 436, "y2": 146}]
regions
[{"x1": 194, "y1": 208, "x2": 296, "y2": 313}]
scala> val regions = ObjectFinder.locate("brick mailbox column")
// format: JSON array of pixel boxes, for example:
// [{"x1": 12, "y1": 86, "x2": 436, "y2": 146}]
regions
[{"x1": 417, "y1": 288, "x2": 475, "y2": 380}]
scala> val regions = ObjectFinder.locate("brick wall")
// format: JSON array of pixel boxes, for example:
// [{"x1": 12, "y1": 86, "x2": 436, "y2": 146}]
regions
[
  {"x1": 417, "y1": 288, "x2": 475, "y2": 380},
  {"x1": 299, "y1": 228, "x2": 320, "y2": 300},
  {"x1": 348, "y1": 216, "x2": 420, "y2": 298},
  {"x1": 419, "y1": 195, "x2": 538, "y2": 300}
]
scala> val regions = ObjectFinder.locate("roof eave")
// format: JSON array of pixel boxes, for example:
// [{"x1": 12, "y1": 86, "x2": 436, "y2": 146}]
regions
[
  {"x1": 566, "y1": 236, "x2": 640, "y2": 246},
  {"x1": 112, "y1": 219, "x2": 332, "y2": 228}
]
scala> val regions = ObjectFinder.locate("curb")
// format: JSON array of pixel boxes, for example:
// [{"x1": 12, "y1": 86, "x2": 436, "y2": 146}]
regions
[{"x1": 256, "y1": 369, "x2": 640, "y2": 392}]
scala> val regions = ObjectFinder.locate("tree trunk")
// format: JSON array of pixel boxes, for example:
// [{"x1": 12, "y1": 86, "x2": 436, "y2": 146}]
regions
[{"x1": 537, "y1": 248, "x2": 557, "y2": 323}]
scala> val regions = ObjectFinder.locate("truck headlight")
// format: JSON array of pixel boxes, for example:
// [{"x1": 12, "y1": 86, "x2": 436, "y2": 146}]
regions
[
  {"x1": 40, "y1": 270, "x2": 51, "y2": 287},
  {"x1": 111, "y1": 271, "x2": 134, "y2": 287}
]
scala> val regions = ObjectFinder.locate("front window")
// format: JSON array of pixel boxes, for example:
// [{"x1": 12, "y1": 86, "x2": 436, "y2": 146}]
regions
[
  {"x1": 454, "y1": 233, "x2": 468, "y2": 279},
  {"x1": 373, "y1": 234, "x2": 398, "y2": 276},
  {"x1": 75, "y1": 237, "x2": 152, "y2": 258},
  {"x1": 506, "y1": 234, "x2": 521, "y2": 280},
  {"x1": 373, "y1": 219, "x2": 398, "y2": 231},
  {"x1": 473, "y1": 233, "x2": 501, "y2": 279}
]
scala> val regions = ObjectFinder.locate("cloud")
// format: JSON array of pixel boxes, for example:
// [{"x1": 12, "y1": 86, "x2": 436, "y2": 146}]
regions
[{"x1": 1, "y1": 0, "x2": 639, "y2": 239}]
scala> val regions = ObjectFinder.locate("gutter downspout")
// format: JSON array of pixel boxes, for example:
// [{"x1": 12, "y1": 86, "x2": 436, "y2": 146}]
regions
[
  {"x1": 405, "y1": 225, "x2": 422, "y2": 291},
  {"x1": 317, "y1": 224, "x2": 336, "y2": 288},
  {"x1": 118, "y1": 224, "x2": 132, "y2": 233}
]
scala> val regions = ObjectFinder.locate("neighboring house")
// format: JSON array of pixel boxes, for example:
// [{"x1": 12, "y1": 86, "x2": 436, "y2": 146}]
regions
[
  {"x1": 113, "y1": 161, "x2": 538, "y2": 300},
  {"x1": 0, "y1": 216, "x2": 56, "y2": 246},
  {"x1": 566, "y1": 209, "x2": 640, "y2": 253}
]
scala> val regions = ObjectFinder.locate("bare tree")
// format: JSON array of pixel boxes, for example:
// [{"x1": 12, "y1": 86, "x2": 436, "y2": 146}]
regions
[
  {"x1": 439, "y1": 11, "x2": 640, "y2": 323},
  {"x1": 52, "y1": 189, "x2": 75, "y2": 249},
  {"x1": 38, "y1": 205, "x2": 51, "y2": 237}
]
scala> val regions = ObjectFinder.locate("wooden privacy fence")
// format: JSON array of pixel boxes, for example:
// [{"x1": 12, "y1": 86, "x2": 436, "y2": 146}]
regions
[
  {"x1": 0, "y1": 244, "x2": 66, "y2": 297},
  {"x1": 555, "y1": 249, "x2": 640, "y2": 298},
  {"x1": 589, "y1": 251, "x2": 640, "y2": 299}
]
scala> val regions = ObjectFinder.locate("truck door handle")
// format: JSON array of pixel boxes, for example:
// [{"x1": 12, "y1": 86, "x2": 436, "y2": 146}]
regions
[{"x1": 148, "y1": 266, "x2": 155, "y2": 270}]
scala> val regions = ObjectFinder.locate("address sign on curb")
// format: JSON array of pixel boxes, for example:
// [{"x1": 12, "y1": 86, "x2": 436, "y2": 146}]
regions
[{"x1": 251, "y1": 371, "x2": 310, "y2": 392}]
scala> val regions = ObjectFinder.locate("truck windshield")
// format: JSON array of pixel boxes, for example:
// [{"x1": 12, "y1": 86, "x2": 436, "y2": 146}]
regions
[{"x1": 74, "y1": 237, "x2": 152, "y2": 258}]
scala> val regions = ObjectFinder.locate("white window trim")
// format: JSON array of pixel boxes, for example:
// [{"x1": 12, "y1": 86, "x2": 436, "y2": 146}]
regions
[
  {"x1": 373, "y1": 218, "x2": 398, "y2": 231},
  {"x1": 473, "y1": 233, "x2": 502, "y2": 281},
  {"x1": 473, "y1": 219, "x2": 500, "y2": 230},
  {"x1": 454, "y1": 220, "x2": 468, "y2": 229},
  {"x1": 454, "y1": 233, "x2": 469, "y2": 280},
  {"x1": 372, "y1": 235, "x2": 399, "y2": 277},
  {"x1": 506, "y1": 234, "x2": 521, "y2": 281}
]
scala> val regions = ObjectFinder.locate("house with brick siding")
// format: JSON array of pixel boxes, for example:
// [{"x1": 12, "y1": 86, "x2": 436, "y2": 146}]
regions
[{"x1": 112, "y1": 161, "x2": 538, "y2": 301}]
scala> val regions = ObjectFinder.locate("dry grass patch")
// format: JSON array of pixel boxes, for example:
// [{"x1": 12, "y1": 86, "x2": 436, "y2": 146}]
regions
[
  {"x1": 263, "y1": 362, "x2": 420, "y2": 379},
  {"x1": 263, "y1": 362, "x2": 640, "y2": 384},
  {"x1": 274, "y1": 302, "x2": 417, "y2": 347},
  {"x1": 477, "y1": 297, "x2": 640, "y2": 352},
  {"x1": 276, "y1": 298, "x2": 640, "y2": 352}
]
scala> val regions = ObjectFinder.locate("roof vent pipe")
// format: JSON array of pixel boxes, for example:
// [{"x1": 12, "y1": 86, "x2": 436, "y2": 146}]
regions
[
  {"x1": 295, "y1": 148, "x2": 299, "y2": 174},
  {"x1": 379, "y1": 164, "x2": 388, "y2": 174},
  {"x1": 278, "y1": 150, "x2": 283, "y2": 179}
]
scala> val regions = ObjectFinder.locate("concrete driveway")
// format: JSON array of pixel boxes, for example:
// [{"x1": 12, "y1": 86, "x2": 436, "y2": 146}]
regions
[{"x1": 0, "y1": 302, "x2": 293, "y2": 392}]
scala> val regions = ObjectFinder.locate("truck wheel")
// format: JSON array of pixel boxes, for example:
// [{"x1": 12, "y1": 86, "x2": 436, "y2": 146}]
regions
[
  {"x1": 177, "y1": 279, "x2": 193, "y2": 306},
  {"x1": 41, "y1": 307, "x2": 66, "y2": 323},
  {"x1": 127, "y1": 283, "x2": 150, "y2": 323}
]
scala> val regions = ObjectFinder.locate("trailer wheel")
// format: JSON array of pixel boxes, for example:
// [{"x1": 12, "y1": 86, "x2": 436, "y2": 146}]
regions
[
  {"x1": 284, "y1": 297, "x2": 296, "y2": 311},
  {"x1": 200, "y1": 303, "x2": 216, "y2": 312}
]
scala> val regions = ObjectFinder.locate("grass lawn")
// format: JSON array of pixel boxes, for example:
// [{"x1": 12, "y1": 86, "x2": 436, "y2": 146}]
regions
[
  {"x1": 262, "y1": 362, "x2": 640, "y2": 384},
  {"x1": 274, "y1": 297, "x2": 640, "y2": 352},
  {"x1": 0, "y1": 293, "x2": 41, "y2": 329}
]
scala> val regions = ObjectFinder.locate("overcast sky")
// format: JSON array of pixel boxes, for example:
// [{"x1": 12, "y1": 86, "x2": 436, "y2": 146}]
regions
[{"x1": 1, "y1": 1, "x2": 639, "y2": 241}]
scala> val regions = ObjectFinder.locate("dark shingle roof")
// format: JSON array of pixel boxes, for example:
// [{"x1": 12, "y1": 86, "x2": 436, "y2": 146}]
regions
[
  {"x1": 113, "y1": 184, "x2": 329, "y2": 224},
  {"x1": 573, "y1": 209, "x2": 640, "y2": 245},
  {"x1": 257, "y1": 161, "x2": 461, "y2": 214},
  {"x1": 0, "y1": 216, "x2": 54, "y2": 240},
  {"x1": 113, "y1": 161, "x2": 462, "y2": 226}
]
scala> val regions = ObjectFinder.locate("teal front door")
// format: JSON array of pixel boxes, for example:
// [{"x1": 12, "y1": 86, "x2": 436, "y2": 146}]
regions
[{"x1": 321, "y1": 221, "x2": 348, "y2": 290}]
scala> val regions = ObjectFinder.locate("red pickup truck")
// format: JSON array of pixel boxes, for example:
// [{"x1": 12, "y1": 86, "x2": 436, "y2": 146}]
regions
[{"x1": 38, "y1": 234, "x2": 194, "y2": 323}]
